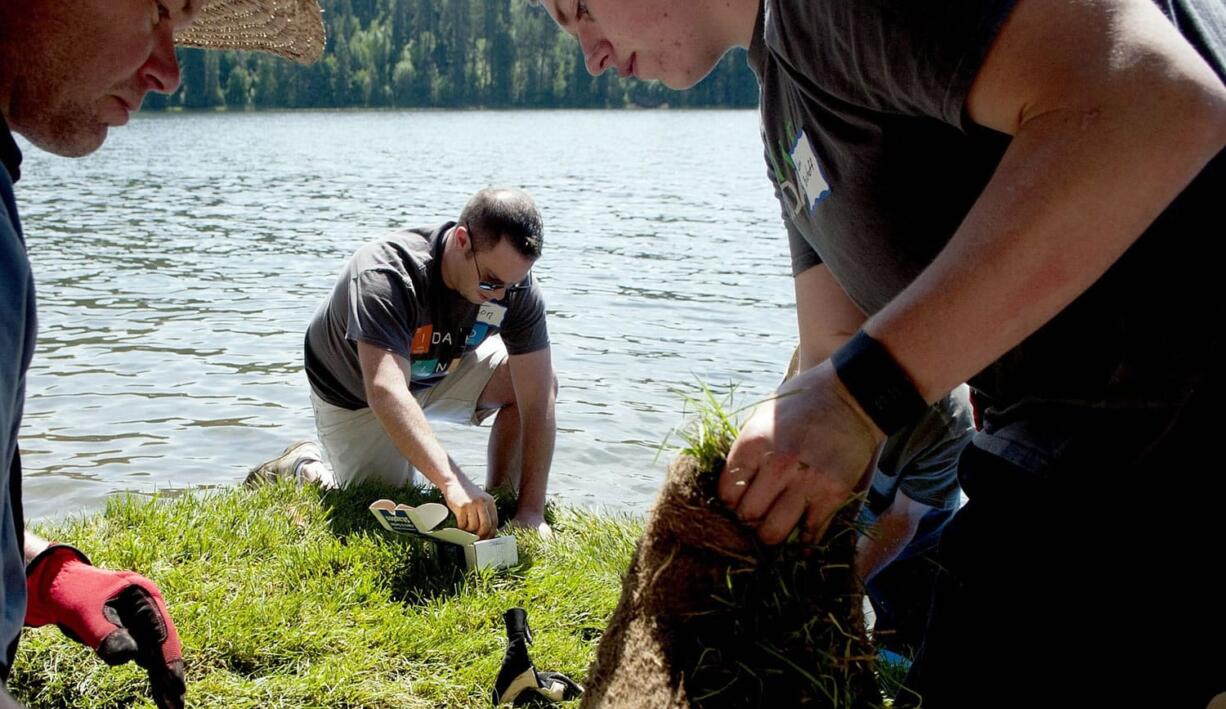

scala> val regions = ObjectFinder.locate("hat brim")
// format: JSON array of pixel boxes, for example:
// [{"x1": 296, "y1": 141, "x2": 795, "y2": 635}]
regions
[{"x1": 174, "y1": 0, "x2": 326, "y2": 66}]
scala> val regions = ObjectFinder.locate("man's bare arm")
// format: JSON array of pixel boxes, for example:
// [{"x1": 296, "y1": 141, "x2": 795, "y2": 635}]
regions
[
  {"x1": 506, "y1": 347, "x2": 557, "y2": 527},
  {"x1": 854, "y1": 492, "x2": 935, "y2": 583},
  {"x1": 870, "y1": 0, "x2": 1226, "y2": 401},
  {"x1": 724, "y1": 0, "x2": 1226, "y2": 544},
  {"x1": 358, "y1": 340, "x2": 497, "y2": 538},
  {"x1": 793, "y1": 264, "x2": 868, "y2": 371}
]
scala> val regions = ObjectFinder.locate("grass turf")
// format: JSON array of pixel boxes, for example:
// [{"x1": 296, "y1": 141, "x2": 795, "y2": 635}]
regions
[{"x1": 10, "y1": 482, "x2": 639, "y2": 708}]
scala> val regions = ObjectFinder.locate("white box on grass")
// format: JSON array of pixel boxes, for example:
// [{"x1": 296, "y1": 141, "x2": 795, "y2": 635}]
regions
[{"x1": 368, "y1": 499, "x2": 519, "y2": 571}]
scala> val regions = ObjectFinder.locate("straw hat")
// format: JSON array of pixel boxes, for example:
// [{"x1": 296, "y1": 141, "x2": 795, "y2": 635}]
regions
[{"x1": 174, "y1": 0, "x2": 326, "y2": 65}]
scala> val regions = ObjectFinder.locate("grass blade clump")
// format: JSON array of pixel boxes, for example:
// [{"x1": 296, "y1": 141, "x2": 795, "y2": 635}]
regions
[
  {"x1": 9, "y1": 482, "x2": 637, "y2": 708},
  {"x1": 582, "y1": 383, "x2": 882, "y2": 708}
]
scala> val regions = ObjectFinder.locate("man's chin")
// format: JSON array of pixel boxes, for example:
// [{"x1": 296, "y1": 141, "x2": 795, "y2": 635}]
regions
[
  {"x1": 28, "y1": 125, "x2": 108, "y2": 158},
  {"x1": 660, "y1": 71, "x2": 709, "y2": 91},
  {"x1": 659, "y1": 54, "x2": 727, "y2": 91}
]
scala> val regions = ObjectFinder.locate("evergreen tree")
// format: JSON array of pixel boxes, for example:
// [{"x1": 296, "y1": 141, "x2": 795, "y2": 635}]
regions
[{"x1": 154, "y1": 0, "x2": 758, "y2": 111}]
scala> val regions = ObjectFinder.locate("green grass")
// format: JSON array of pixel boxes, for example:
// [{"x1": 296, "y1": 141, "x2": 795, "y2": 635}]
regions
[
  {"x1": 9, "y1": 483, "x2": 641, "y2": 708},
  {"x1": 667, "y1": 381, "x2": 743, "y2": 473}
]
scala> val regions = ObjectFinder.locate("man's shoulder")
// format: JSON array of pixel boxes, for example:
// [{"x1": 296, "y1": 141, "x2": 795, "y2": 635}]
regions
[
  {"x1": 504, "y1": 274, "x2": 548, "y2": 315},
  {"x1": 366, "y1": 223, "x2": 441, "y2": 255},
  {"x1": 351, "y1": 224, "x2": 447, "y2": 278}
]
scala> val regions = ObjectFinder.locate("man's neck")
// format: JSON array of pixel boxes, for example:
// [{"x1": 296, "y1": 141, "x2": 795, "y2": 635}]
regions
[
  {"x1": 439, "y1": 225, "x2": 460, "y2": 292},
  {"x1": 710, "y1": 0, "x2": 762, "y2": 51}
]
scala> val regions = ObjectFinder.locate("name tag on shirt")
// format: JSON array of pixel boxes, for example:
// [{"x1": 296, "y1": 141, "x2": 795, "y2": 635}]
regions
[
  {"x1": 477, "y1": 303, "x2": 506, "y2": 327},
  {"x1": 790, "y1": 129, "x2": 831, "y2": 213}
]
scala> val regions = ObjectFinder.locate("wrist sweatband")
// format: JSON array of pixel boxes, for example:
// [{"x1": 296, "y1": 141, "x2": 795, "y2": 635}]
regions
[{"x1": 831, "y1": 330, "x2": 927, "y2": 435}]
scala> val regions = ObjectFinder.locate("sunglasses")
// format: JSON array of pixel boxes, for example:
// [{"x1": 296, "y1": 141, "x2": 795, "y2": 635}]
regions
[{"x1": 467, "y1": 223, "x2": 530, "y2": 293}]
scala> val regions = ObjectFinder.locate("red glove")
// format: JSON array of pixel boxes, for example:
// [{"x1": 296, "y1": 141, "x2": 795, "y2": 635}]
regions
[{"x1": 25, "y1": 545, "x2": 185, "y2": 709}]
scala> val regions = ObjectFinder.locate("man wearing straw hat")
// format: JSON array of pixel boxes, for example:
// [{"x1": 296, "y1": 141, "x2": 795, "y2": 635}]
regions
[{"x1": 0, "y1": 1, "x2": 323, "y2": 705}]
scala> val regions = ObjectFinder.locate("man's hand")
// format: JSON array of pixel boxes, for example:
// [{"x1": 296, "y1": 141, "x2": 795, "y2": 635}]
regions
[
  {"x1": 25, "y1": 545, "x2": 185, "y2": 709},
  {"x1": 508, "y1": 511, "x2": 553, "y2": 540},
  {"x1": 442, "y1": 478, "x2": 498, "y2": 539},
  {"x1": 720, "y1": 361, "x2": 885, "y2": 545}
]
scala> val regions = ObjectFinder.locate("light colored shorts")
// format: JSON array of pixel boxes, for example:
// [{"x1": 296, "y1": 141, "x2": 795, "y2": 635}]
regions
[{"x1": 311, "y1": 335, "x2": 507, "y2": 487}]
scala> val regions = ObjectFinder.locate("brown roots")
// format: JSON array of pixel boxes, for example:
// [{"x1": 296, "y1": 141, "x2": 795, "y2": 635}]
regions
[{"x1": 580, "y1": 455, "x2": 881, "y2": 708}]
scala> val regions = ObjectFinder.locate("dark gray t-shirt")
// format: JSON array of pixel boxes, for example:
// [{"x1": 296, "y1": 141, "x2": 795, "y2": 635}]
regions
[
  {"x1": 749, "y1": 0, "x2": 1225, "y2": 473},
  {"x1": 0, "y1": 119, "x2": 32, "y2": 677},
  {"x1": 305, "y1": 223, "x2": 550, "y2": 410}
]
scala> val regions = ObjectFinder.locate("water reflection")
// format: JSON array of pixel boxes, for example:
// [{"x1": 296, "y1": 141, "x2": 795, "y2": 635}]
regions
[{"x1": 17, "y1": 109, "x2": 795, "y2": 520}]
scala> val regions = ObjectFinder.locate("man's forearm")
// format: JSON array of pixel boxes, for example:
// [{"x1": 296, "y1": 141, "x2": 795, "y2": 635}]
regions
[
  {"x1": 23, "y1": 530, "x2": 50, "y2": 565},
  {"x1": 514, "y1": 405, "x2": 556, "y2": 517},
  {"x1": 368, "y1": 389, "x2": 462, "y2": 490},
  {"x1": 855, "y1": 494, "x2": 930, "y2": 582},
  {"x1": 855, "y1": 518, "x2": 911, "y2": 583},
  {"x1": 869, "y1": 101, "x2": 1225, "y2": 404},
  {"x1": 793, "y1": 264, "x2": 868, "y2": 374}
]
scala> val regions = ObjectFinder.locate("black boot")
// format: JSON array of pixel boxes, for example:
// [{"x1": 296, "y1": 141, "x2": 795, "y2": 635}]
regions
[{"x1": 492, "y1": 608, "x2": 583, "y2": 706}]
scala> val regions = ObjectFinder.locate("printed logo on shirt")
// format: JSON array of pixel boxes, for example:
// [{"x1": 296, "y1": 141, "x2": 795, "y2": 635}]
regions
[
  {"x1": 411, "y1": 325, "x2": 433, "y2": 355},
  {"x1": 411, "y1": 358, "x2": 438, "y2": 378}
]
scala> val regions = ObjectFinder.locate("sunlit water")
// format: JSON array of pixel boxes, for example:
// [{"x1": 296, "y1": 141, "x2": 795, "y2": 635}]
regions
[{"x1": 14, "y1": 109, "x2": 796, "y2": 521}]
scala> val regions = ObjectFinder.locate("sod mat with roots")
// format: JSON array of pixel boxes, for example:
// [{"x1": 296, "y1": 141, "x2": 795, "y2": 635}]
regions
[{"x1": 581, "y1": 454, "x2": 882, "y2": 708}]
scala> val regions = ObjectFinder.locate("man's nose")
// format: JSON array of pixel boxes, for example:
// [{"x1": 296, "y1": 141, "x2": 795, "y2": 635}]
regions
[
  {"x1": 583, "y1": 39, "x2": 615, "y2": 76},
  {"x1": 142, "y1": 25, "x2": 183, "y2": 95},
  {"x1": 577, "y1": 26, "x2": 613, "y2": 77}
]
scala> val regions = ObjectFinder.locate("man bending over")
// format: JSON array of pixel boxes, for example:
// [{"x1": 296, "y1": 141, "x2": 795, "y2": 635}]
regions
[{"x1": 251, "y1": 188, "x2": 557, "y2": 539}]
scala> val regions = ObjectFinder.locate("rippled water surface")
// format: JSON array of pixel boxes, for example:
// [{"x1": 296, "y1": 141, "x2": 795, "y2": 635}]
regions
[{"x1": 16, "y1": 109, "x2": 795, "y2": 520}]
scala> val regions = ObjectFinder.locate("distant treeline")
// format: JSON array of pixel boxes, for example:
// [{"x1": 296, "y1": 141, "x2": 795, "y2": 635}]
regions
[{"x1": 149, "y1": 0, "x2": 759, "y2": 111}]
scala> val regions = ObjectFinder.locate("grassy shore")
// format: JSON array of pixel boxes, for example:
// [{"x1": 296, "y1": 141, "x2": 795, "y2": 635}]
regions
[{"x1": 10, "y1": 482, "x2": 640, "y2": 708}]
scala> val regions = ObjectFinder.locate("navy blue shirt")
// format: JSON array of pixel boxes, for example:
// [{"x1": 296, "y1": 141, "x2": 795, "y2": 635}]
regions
[{"x1": 0, "y1": 115, "x2": 33, "y2": 678}]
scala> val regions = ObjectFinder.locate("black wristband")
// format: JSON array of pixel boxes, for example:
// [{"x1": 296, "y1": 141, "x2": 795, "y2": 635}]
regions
[{"x1": 831, "y1": 330, "x2": 927, "y2": 435}]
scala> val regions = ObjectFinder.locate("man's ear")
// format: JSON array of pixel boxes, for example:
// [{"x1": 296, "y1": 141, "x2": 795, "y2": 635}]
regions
[{"x1": 454, "y1": 224, "x2": 469, "y2": 250}]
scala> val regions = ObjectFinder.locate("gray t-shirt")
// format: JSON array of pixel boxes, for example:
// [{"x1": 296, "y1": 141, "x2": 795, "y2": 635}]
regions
[
  {"x1": 749, "y1": 0, "x2": 1225, "y2": 473},
  {"x1": 305, "y1": 223, "x2": 550, "y2": 410},
  {"x1": 0, "y1": 119, "x2": 33, "y2": 677}
]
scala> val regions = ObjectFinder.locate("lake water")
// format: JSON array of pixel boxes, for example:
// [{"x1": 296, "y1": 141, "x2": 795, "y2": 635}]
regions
[{"x1": 15, "y1": 109, "x2": 797, "y2": 521}]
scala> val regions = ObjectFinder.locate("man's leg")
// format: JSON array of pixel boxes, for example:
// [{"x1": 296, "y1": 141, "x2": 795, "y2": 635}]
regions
[
  {"x1": 864, "y1": 545, "x2": 943, "y2": 659},
  {"x1": 308, "y1": 391, "x2": 413, "y2": 488},
  {"x1": 898, "y1": 446, "x2": 1082, "y2": 707},
  {"x1": 902, "y1": 403, "x2": 1226, "y2": 708},
  {"x1": 479, "y1": 360, "x2": 522, "y2": 492},
  {"x1": 414, "y1": 336, "x2": 514, "y2": 488}
]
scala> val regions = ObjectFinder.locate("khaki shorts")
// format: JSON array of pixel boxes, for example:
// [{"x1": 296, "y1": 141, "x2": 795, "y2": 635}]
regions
[{"x1": 311, "y1": 335, "x2": 507, "y2": 487}]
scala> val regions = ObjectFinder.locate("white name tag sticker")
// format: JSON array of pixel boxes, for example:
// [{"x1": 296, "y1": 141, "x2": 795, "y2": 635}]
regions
[
  {"x1": 789, "y1": 129, "x2": 831, "y2": 213},
  {"x1": 477, "y1": 303, "x2": 506, "y2": 327}
]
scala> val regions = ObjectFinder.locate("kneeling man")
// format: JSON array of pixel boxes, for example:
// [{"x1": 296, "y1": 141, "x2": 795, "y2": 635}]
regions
[{"x1": 254, "y1": 188, "x2": 556, "y2": 538}]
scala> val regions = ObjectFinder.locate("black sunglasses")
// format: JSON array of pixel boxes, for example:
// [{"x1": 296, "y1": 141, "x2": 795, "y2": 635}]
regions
[{"x1": 466, "y1": 223, "x2": 531, "y2": 293}]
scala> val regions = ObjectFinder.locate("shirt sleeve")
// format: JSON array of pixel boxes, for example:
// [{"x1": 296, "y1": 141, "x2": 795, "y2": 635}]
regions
[
  {"x1": 875, "y1": 389, "x2": 975, "y2": 509},
  {"x1": 763, "y1": 140, "x2": 825, "y2": 276},
  {"x1": 500, "y1": 276, "x2": 550, "y2": 355},
  {"x1": 787, "y1": 219, "x2": 822, "y2": 277},
  {"x1": 769, "y1": 0, "x2": 1018, "y2": 128},
  {"x1": 344, "y1": 268, "x2": 420, "y2": 359}
]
